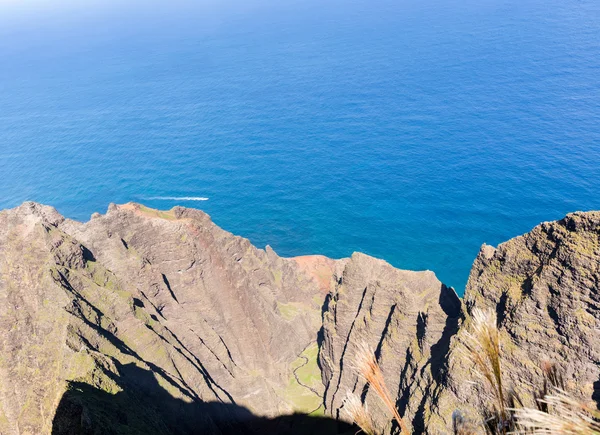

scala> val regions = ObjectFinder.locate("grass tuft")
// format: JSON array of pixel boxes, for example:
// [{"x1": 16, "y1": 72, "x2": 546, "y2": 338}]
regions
[
  {"x1": 342, "y1": 393, "x2": 378, "y2": 435},
  {"x1": 354, "y1": 342, "x2": 410, "y2": 435},
  {"x1": 345, "y1": 307, "x2": 596, "y2": 435},
  {"x1": 460, "y1": 308, "x2": 515, "y2": 434},
  {"x1": 512, "y1": 389, "x2": 600, "y2": 435}
]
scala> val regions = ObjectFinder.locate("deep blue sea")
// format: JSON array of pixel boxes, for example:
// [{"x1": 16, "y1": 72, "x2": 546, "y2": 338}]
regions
[{"x1": 1, "y1": 0, "x2": 599, "y2": 294}]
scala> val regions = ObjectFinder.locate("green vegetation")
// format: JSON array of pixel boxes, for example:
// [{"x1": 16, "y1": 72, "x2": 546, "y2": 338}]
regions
[
  {"x1": 273, "y1": 269, "x2": 283, "y2": 285},
  {"x1": 137, "y1": 204, "x2": 178, "y2": 220},
  {"x1": 293, "y1": 343, "x2": 322, "y2": 393},
  {"x1": 283, "y1": 376, "x2": 322, "y2": 413},
  {"x1": 277, "y1": 301, "x2": 303, "y2": 321},
  {"x1": 284, "y1": 343, "x2": 324, "y2": 413},
  {"x1": 309, "y1": 404, "x2": 326, "y2": 417}
]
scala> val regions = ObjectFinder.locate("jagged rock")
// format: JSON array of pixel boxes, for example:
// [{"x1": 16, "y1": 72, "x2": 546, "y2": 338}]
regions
[
  {"x1": 430, "y1": 211, "x2": 600, "y2": 433},
  {"x1": 0, "y1": 202, "x2": 335, "y2": 434},
  {"x1": 1, "y1": 202, "x2": 599, "y2": 435},
  {"x1": 318, "y1": 212, "x2": 600, "y2": 433},
  {"x1": 319, "y1": 253, "x2": 461, "y2": 434}
]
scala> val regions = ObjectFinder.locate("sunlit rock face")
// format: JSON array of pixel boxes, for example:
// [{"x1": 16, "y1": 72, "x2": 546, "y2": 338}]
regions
[
  {"x1": 319, "y1": 212, "x2": 600, "y2": 434},
  {"x1": 0, "y1": 202, "x2": 331, "y2": 434},
  {"x1": 0, "y1": 202, "x2": 598, "y2": 434},
  {"x1": 432, "y1": 211, "x2": 600, "y2": 433}
]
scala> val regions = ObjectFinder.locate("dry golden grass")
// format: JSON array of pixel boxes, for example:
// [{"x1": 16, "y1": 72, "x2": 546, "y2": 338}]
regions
[
  {"x1": 460, "y1": 308, "x2": 515, "y2": 434},
  {"x1": 512, "y1": 389, "x2": 600, "y2": 435},
  {"x1": 344, "y1": 308, "x2": 597, "y2": 435},
  {"x1": 354, "y1": 342, "x2": 411, "y2": 435},
  {"x1": 462, "y1": 309, "x2": 506, "y2": 419},
  {"x1": 342, "y1": 393, "x2": 379, "y2": 435},
  {"x1": 532, "y1": 361, "x2": 566, "y2": 414},
  {"x1": 460, "y1": 309, "x2": 598, "y2": 435}
]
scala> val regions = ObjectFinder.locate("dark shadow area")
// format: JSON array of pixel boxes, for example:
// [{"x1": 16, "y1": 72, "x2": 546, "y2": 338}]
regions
[
  {"x1": 412, "y1": 391, "x2": 429, "y2": 435},
  {"x1": 430, "y1": 284, "x2": 461, "y2": 382},
  {"x1": 315, "y1": 293, "x2": 331, "y2": 400},
  {"x1": 81, "y1": 245, "x2": 97, "y2": 262},
  {"x1": 547, "y1": 304, "x2": 560, "y2": 329},
  {"x1": 162, "y1": 273, "x2": 179, "y2": 303},
  {"x1": 593, "y1": 378, "x2": 600, "y2": 411},
  {"x1": 360, "y1": 304, "x2": 397, "y2": 404},
  {"x1": 496, "y1": 291, "x2": 509, "y2": 326},
  {"x1": 416, "y1": 311, "x2": 428, "y2": 352},
  {"x1": 395, "y1": 347, "x2": 414, "y2": 417},
  {"x1": 52, "y1": 362, "x2": 356, "y2": 435},
  {"x1": 327, "y1": 286, "x2": 369, "y2": 411},
  {"x1": 520, "y1": 265, "x2": 542, "y2": 298},
  {"x1": 438, "y1": 284, "x2": 461, "y2": 319},
  {"x1": 374, "y1": 304, "x2": 397, "y2": 362},
  {"x1": 316, "y1": 293, "x2": 332, "y2": 350}
]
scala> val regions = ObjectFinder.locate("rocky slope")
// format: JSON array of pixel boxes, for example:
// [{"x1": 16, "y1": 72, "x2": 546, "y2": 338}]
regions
[
  {"x1": 432, "y1": 211, "x2": 600, "y2": 432},
  {"x1": 319, "y1": 253, "x2": 461, "y2": 434},
  {"x1": 0, "y1": 202, "x2": 335, "y2": 434},
  {"x1": 0, "y1": 202, "x2": 598, "y2": 434}
]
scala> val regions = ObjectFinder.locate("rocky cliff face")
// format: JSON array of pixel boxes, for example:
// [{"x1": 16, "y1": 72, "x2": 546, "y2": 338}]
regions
[
  {"x1": 432, "y1": 211, "x2": 600, "y2": 433},
  {"x1": 319, "y1": 253, "x2": 460, "y2": 434},
  {"x1": 0, "y1": 202, "x2": 598, "y2": 434},
  {"x1": 0, "y1": 202, "x2": 334, "y2": 434}
]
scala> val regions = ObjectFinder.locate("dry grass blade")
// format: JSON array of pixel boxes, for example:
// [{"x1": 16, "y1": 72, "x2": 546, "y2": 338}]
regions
[
  {"x1": 533, "y1": 362, "x2": 566, "y2": 413},
  {"x1": 342, "y1": 393, "x2": 379, "y2": 435},
  {"x1": 512, "y1": 389, "x2": 600, "y2": 435},
  {"x1": 354, "y1": 342, "x2": 411, "y2": 435},
  {"x1": 461, "y1": 308, "x2": 507, "y2": 426}
]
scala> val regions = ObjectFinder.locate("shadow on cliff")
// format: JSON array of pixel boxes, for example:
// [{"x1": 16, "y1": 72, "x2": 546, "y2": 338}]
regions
[
  {"x1": 430, "y1": 283, "x2": 462, "y2": 382},
  {"x1": 593, "y1": 378, "x2": 600, "y2": 410},
  {"x1": 395, "y1": 284, "x2": 462, "y2": 434},
  {"x1": 51, "y1": 362, "x2": 356, "y2": 435}
]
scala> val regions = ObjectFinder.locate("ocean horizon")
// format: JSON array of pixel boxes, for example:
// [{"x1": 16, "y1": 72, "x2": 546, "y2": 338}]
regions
[{"x1": 1, "y1": 0, "x2": 599, "y2": 294}]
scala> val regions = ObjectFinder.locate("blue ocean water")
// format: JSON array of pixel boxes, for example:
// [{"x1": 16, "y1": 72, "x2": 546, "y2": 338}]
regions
[{"x1": 1, "y1": 0, "x2": 599, "y2": 294}]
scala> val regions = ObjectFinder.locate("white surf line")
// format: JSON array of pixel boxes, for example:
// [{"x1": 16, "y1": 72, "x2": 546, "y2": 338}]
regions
[{"x1": 146, "y1": 196, "x2": 209, "y2": 201}]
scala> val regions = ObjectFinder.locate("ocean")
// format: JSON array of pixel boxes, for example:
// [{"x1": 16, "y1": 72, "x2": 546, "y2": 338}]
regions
[{"x1": 1, "y1": 0, "x2": 599, "y2": 294}]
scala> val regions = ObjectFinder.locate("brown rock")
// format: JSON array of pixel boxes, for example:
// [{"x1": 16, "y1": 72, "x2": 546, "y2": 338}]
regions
[
  {"x1": 319, "y1": 253, "x2": 460, "y2": 434},
  {"x1": 432, "y1": 211, "x2": 600, "y2": 433},
  {"x1": 1, "y1": 203, "x2": 599, "y2": 435},
  {"x1": 0, "y1": 202, "x2": 332, "y2": 434}
]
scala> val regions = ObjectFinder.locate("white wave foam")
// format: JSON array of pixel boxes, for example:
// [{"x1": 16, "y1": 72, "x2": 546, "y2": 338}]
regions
[{"x1": 146, "y1": 196, "x2": 209, "y2": 201}]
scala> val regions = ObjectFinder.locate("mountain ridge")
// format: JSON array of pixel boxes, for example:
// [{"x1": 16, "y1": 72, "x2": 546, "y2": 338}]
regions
[{"x1": 0, "y1": 202, "x2": 598, "y2": 434}]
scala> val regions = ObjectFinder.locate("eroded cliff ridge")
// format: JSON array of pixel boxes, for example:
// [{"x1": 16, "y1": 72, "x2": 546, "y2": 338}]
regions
[{"x1": 0, "y1": 202, "x2": 598, "y2": 434}]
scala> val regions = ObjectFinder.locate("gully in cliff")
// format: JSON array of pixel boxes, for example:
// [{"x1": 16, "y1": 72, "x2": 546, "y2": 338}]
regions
[{"x1": 0, "y1": 203, "x2": 599, "y2": 434}]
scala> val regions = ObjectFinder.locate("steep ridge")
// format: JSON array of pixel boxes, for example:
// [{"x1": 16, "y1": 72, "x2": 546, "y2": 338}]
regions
[
  {"x1": 0, "y1": 202, "x2": 598, "y2": 434},
  {"x1": 320, "y1": 211, "x2": 600, "y2": 434},
  {"x1": 431, "y1": 211, "x2": 600, "y2": 433},
  {"x1": 0, "y1": 202, "x2": 337, "y2": 434},
  {"x1": 319, "y1": 253, "x2": 461, "y2": 434}
]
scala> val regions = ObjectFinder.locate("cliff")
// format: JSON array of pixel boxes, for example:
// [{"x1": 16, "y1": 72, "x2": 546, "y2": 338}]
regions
[
  {"x1": 433, "y1": 211, "x2": 600, "y2": 432},
  {"x1": 0, "y1": 202, "x2": 597, "y2": 434}
]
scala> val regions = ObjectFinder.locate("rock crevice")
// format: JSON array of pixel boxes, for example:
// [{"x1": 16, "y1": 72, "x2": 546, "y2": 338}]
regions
[{"x1": 0, "y1": 202, "x2": 598, "y2": 434}]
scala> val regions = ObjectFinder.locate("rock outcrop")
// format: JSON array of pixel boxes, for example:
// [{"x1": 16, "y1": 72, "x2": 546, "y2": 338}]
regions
[
  {"x1": 431, "y1": 211, "x2": 600, "y2": 433},
  {"x1": 0, "y1": 202, "x2": 598, "y2": 434},
  {"x1": 0, "y1": 202, "x2": 332, "y2": 434},
  {"x1": 319, "y1": 253, "x2": 460, "y2": 434}
]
